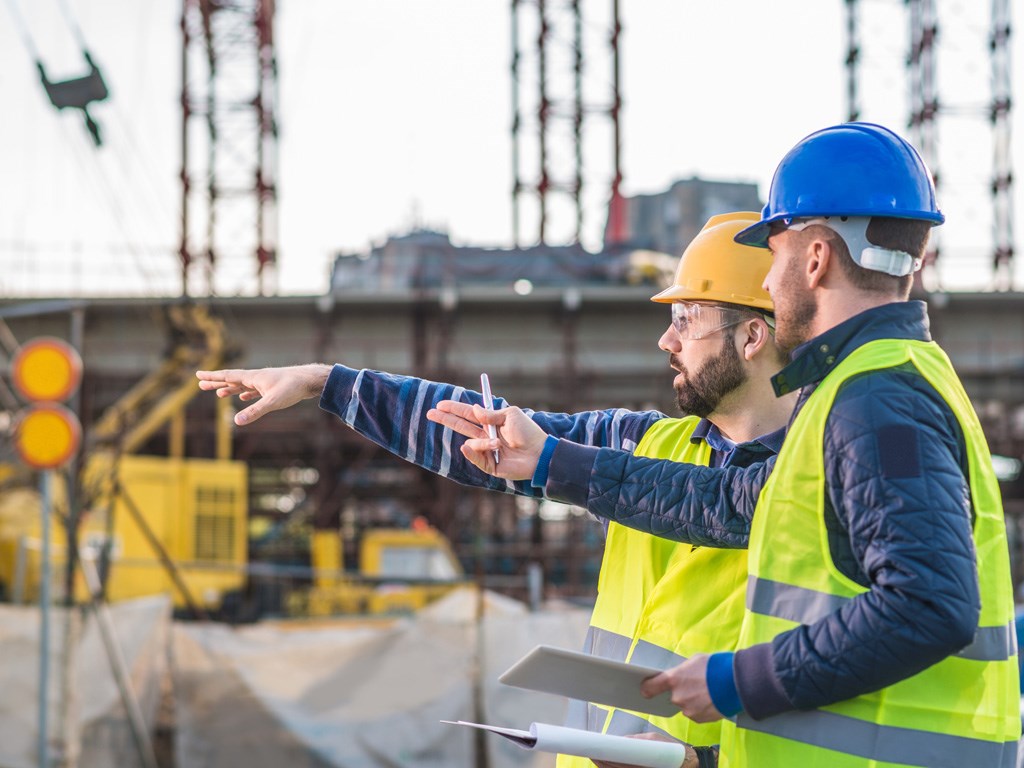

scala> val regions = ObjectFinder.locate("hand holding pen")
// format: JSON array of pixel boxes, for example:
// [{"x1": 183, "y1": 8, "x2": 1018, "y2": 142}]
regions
[
  {"x1": 426, "y1": 397, "x2": 547, "y2": 481},
  {"x1": 480, "y1": 373, "x2": 500, "y2": 465}
]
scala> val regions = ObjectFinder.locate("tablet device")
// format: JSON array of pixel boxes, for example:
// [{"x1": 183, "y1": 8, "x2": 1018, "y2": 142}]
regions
[{"x1": 498, "y1": 644, "x2": 678, "y2": 718}]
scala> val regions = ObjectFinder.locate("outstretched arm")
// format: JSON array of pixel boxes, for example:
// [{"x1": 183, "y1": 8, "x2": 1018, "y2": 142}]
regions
[
  {"x1": 199, "y1": 364, "x2": 530, "y2": 495},
  {"x1": 199, "y1": 364, "x2": 664, "y2": 498}
]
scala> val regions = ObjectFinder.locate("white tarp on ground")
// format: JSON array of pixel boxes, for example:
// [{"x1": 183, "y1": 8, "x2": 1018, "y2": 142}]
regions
[
  {"x1": 172, "y1": 588, "x2": 592, "y2": 768},
  {"x1": 0, "y1": 595, "x2": 171, "y2": 768}
]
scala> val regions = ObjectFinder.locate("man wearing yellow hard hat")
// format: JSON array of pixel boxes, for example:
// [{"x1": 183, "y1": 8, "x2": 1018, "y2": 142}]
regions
[{"x1": 198, "y1": 211, "x2": 796, "y2": 768}]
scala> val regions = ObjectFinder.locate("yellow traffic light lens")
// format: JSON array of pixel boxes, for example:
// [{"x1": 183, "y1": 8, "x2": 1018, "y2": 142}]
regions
[
  {"x1": 16, "y1": 405, "x2": 82, "y2": 469},
  {"x1": 12, "y1": 338, "x2": 83, "y2": 403}
]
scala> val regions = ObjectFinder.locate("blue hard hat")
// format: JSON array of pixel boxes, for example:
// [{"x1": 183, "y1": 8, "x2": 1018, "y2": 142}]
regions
[{"x1": 735, "y1": 122, "x2": 945, "y2": 248}]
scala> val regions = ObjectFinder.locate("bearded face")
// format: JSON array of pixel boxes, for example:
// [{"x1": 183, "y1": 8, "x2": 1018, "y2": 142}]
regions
[{"x1": 672, "y1": 331, "x2": 747, "y2": 418}]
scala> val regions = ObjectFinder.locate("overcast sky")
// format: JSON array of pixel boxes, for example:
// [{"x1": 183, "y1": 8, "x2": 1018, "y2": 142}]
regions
[{"x1": 0, "y1": 1, "x2": 1020, "y2": 296}]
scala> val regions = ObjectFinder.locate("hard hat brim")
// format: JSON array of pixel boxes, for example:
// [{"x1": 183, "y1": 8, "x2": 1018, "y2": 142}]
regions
[
  {"x1": 649, "y1": 285, "x2": 680, "y2": 303},
  {"x1": 733, "y1": 220, "x2": 771, "y2": 249}
]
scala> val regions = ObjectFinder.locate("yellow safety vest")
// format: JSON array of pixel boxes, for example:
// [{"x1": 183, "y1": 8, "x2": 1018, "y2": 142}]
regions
[
  {"x1": 558, "y1": 417, "x2": 749, "y2": 767},
  {"x1": 719, "y1": 339, "x2": 1020, "y2": 768}
]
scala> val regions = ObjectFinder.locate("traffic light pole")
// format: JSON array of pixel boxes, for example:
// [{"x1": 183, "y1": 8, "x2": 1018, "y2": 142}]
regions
[{"x1": 37, "y1": 469, "x2": 53, "y2": 768}]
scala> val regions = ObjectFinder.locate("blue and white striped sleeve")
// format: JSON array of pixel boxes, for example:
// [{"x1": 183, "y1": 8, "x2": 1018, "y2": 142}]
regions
[
  {"x1": 319, "y1": 365, "x2": 532, "y2": 495},
  {"x1": 528, "y1": 408, "x2": 665, "y2": 453},
  {"x1": 318, "y1": 365, "x2": 666, "y2": 497}
]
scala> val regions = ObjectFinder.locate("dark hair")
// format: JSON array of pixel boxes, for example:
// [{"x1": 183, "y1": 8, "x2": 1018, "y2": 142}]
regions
[{"x1": 818, "y1": 217, "x2": 931, "y2": 297}]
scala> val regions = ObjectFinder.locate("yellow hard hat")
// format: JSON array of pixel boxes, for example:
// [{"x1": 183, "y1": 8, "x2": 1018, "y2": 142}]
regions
[{"x1": 650, "y1": 211, "x2": 774, "y2": 312}]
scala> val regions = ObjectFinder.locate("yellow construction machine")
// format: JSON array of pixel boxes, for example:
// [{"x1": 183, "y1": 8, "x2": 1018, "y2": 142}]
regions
[
  {"x1": 297, "y1": 522, "x2": 464, "y2": 617},
  {"x1": 0, "y1": 304, "x2": 248, "y2": 615}
]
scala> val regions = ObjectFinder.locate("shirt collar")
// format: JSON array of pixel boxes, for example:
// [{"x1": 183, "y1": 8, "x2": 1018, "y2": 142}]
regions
[
  {"x1": 691, "y1": 417, "x2": 786, "y2": 455},
  {"x1": 771, "y1": 300, "x2": 932, "y2": 397}
]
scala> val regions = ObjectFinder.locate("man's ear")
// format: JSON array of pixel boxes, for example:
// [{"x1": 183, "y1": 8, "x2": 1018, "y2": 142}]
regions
[
  {"x1": 806, "y1": 236, "x2": 833, "y2": 290},
  {"x1": 738, "y1": 318, "x2": 770, "y2": 362}
]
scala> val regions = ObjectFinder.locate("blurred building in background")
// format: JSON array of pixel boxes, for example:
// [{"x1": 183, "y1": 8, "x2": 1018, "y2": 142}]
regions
[
  {"x1": 331, "y1": 230, "x2": 631, "y2": 293},
  {"x1": 604, "y1": 176, "x2": 762, "y2": 257}
]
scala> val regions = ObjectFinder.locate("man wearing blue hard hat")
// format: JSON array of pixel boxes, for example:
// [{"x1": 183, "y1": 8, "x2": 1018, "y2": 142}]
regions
[{"x1": 439, "y1": 122, "x2": 1021, "y2": 767}]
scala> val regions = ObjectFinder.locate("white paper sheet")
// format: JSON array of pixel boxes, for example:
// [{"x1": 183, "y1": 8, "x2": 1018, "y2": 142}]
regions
[{"x1": 442, "y1": 720, "x2": 687, "y2": 768}]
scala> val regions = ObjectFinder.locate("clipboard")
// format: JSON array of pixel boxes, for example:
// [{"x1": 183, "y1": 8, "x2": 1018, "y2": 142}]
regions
[{"x1": 498, "y1": 644, "x2": 678, "y2": 718}]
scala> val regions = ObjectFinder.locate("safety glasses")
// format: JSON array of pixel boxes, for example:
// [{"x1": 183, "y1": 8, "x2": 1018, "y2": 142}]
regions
[{"x1": 671, "y1": 301, "x2": 755, "y2": 340}]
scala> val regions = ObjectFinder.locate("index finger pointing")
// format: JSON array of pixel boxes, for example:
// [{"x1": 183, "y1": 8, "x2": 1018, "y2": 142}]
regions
[
  {"x1": 196, "y1": 370, "x2": 225, "y2": 380},
  {"x1": 196, "y1": 369, "x2": 245, "y2": 383}
]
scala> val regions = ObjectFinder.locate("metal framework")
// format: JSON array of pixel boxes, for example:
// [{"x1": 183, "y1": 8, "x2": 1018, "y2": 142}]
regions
[
  {"x1": 511, "y1": 0, "x2": 621, "y2": 246},
  {"x1": 990, "y1": 0, "x2": 1014, "y2": 289},
  {"x1": 179, "y1": 0, "x2": 279, "y2": 297},
  {"x1": 844, "y1": 0, "x2": 861, "y2": 122},
  {"x1": 906, "y1": 0, "x2": 940, "y2": 277},
  {"x1": 847, "y1": 0, "x2": 1014, "y2": 286}
]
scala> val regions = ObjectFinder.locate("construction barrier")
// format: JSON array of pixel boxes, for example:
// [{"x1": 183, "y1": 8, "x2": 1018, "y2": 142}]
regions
[{"x1": 171, "y1": 587, "x2": 591, "y2": 768}]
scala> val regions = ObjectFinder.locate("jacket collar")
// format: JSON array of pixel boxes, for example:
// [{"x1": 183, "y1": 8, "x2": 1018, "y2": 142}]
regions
[{"x1": 771, "y1": 300, "x2": 932, "y2": 397}]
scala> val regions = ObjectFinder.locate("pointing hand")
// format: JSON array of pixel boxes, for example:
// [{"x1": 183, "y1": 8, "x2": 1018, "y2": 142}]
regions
[{"x1": 196, "y1": 364, "x2": 332, "y2": 425}]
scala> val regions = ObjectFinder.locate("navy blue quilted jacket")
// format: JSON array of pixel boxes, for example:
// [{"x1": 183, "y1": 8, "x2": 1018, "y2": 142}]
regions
[{"x1": 544, "y1": 301, "x2": 981, "y2": 720}]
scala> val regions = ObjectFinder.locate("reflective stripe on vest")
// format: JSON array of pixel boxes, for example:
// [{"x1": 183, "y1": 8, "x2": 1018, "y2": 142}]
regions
[
  {"x1": 562, "y1": 697, "x2": 589, "y2": 731},
  {"x1": 746, "y1": 574, "x2": 1017, "y2": 662},
  {"x1": 627, "y1": 639, "x2": 686, "y2": 670},
  {"x1": 584, "y1": 624, "x2": 633, "y2": 663},
  {"x1": 720, "y1": 339, "x2": 1021, "y2": 768},
  {"x1": 733, "y1": 709, "x2": 1016, "y2": 768}
]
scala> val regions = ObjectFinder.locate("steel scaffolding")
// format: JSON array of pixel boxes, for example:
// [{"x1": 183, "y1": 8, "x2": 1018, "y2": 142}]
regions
[
  {"x1": 845, "y1": 0, "x2": 1014, "y2": 287},
  {"x1": 844, "y1": 0, "x2": 861, "y2": 122},
  {"x1": 906, "y1": 0, "x2": 940, "y2": 278},
  {"x1": 990, "y1": 0, "x2": 1014, "y2": 289},
  {"x1": 179, "y1": 0, "x2": 279, "y2": 297},
  {"x1": 510, "y1": 0, "x2": 621, "y2": 247}
]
